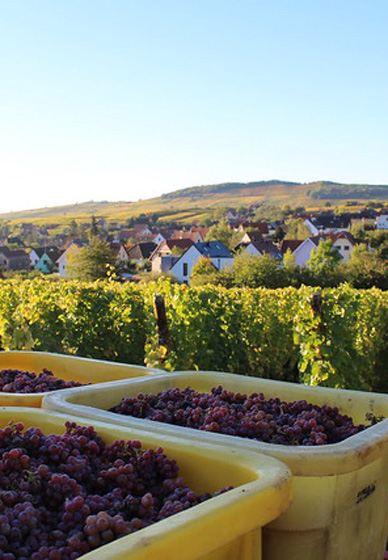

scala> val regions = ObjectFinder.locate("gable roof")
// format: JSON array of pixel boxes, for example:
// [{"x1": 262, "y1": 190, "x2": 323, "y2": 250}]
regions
[
  {"x1": 249, "y1": 240, "x2": 283, "y2": 259},
  {"x1": 326, "y1": 231, "x2": 357, "y2": 244},
  {"x1": 280, "y1": 240, "x2": 304, "y2": 254},
  {"x1": 195, "y1": 241, "x2": 233, "y2": 259},
  {"x1": 0, "y1": 246, "x2": 29, "y2": 259},
  {"x1": 241, "y1": 230, "x2": 264, "y2": 243},
  {"x1": 172, "y1": 230, "x2": 201, "y2": 242},
  {"x1": 150, "y1": 238, "x2": 194, "y2": 260},
  {"x1": 127, "y1": 242, "x2": 157, "y2": 260},
  {"x1": 192, "y1": 226, "x2": 211, "y2": 238},
  {"x1": 110, "y1": 243, "x2": 129, "y2": 257},
  {"x1": 309, "y1": 214, "x2": 351, "y2": 230},
  {"x1": 34, "y1": 246, "x2": 62, "y2": 262}
]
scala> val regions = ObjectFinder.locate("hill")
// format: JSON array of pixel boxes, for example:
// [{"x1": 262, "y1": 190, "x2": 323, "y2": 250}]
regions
[{"x1": 1, "y1": 180, "x2": 388, "y2": 226}]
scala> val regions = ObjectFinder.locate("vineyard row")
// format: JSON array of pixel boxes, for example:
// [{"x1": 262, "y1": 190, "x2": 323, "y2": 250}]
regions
[{"x1": 0, "y1": 279, "x2": 387, "y2": 391}]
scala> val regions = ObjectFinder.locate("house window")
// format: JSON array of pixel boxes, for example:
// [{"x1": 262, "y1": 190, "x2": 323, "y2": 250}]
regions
[
  {"x1": 344, "y1": 245, "x2": 350, "y2": 251},
  {"x1": 183, "y1": 263, "x2": 188, "y2": 276}
]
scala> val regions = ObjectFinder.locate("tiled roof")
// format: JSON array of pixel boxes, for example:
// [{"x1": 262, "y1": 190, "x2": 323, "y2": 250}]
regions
[
  {"x1": 149, "y1": 239, "x2": 194, "y2": 261},
  {"x1": 250, "y1": 240, "x2": 282, "y2": 259},
  {"x1": 0, "y1": 246, "x2": 29, "y2": 259},
  {"x1": 243, "y1": 231, "x2": 264, "y2": 243},
  {"x1": 280, "y1": 240, "x2": 304, "y2": 254},
  {"x1": 172, "y1": 231, "x2": 201, "y2": 241},
  {"x1": 326, "y1": 231, "x2": 357, "y2": 244},
  {"x1": 238, "y1": 221, "x2": 269, "y2": 234},
  {"x1": 127, "y1": 242, "x2": 157, "y2": 260}
]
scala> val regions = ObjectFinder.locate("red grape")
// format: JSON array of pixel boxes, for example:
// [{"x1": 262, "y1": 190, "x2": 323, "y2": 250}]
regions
[
  {"x1": 0, "y1": 421, "x2": 227, "y2": 558},
  {"x1": 110, "y1": 385, "x2": 369, "y2": 446}
]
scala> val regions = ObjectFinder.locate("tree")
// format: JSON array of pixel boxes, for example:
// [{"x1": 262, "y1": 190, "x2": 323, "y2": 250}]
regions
[
  {"x1": 231, "y1": 253, "x2": 286, "y2": 288},
  {"x1": 366, "y1": 230, "x2": 388, "y2": 249},
  {"x1": 284, "y1": 218, "x2": 310, "y2": 240},
  {"x1": 89, "y1": 216, "x2": 100, "y2": 238},
  {"x1": 283, "y1": 248, "x2": 296, "y2": 270},
  {"x1": 68, "y1": 220, "x2": 79, "y2": 237},
  {"x1": 349, "y1": 221, "x2": 366, "y2": 240},
  {"x1": 307, "y1": 240, "x2": 341, "y2": 277},
  {"x1": 191, "y1": 256, "x2": 217, "y2": 277},
  {"x1": 205, "y1": 218, "x2": 241, "y2": 249},
  {"x1": 254, "y1": 204, "x2": 285, "y2": 222},
  {"x1": 67, "y1": 237, "x2": 117, "y2": 281},
  {"x1": 273, "y1": 225, "x2": 285, "y2": 242},
  {"x1": 343, "y1": 245, "x2": 388, "y2": 289},
  {"x1": 190, "y1": 257, "x2": 233, "y2": 287},
  {"x1": 376, "y1": 240, "x2": 388, "y2": 260},
  {"x1": 0, "y1": 221, "x2": 10, "y2": 238},
  {"x1": 211, "y1": 206, "x2": 229, "y2": 221},
  {"x1": 171, "y1": 245, "x2": 187, "y2": 256}
]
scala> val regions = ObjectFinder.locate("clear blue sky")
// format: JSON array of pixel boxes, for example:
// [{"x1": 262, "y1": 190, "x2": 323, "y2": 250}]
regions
[{"x1": 1, "y1": 0, "x2": 387, "y2": 213}]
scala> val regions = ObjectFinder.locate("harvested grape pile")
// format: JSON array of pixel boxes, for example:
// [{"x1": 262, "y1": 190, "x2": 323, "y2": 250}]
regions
[
  {"x1": 110, "y1": 385, "x2": 368, "y2": 446},
  {"x1": 0, "y1": 368, "x2": 88, "y2": 393},
  {"x1": 0, "y1": 422, "x2": 229, "y2": 559}
]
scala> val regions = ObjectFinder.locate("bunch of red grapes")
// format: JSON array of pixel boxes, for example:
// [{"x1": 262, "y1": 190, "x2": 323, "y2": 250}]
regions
[
  {"x1": 110, "y1": 385, "x2": 369, "y2": 446},
  {"x1": 0, "y1": 368, "x2": 88, "y2": 393},
  {"x1": 0, "y1": 421, "x2": 229, "y2": 559}
]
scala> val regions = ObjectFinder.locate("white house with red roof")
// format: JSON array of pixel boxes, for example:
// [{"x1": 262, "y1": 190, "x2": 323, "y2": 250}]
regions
[
  {"x1": 326, "y1": 231, "x2": 363, "y2": 262},
  {"x1": 150, "y1": 239, "x2": 194, "y2": 273},
  {"x1": 280, "y1": 232, "x2": 364, "y2": 266},
  {"x1": 280, "y1": 238, "x2": 318, "y2": 267}
]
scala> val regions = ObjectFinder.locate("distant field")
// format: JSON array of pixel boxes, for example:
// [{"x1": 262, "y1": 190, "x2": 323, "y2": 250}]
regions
[{"x1": 0, "y1": 180, "x2": 387, "y2": 227}]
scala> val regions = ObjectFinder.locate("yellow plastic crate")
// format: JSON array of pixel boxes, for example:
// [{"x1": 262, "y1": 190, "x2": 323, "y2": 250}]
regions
[
  {"x1": 0, "y1": 351, "x2": 162, "y2": 407},
  {"x1": 0, "y1": 407, "x2": 292, "y2": 560},
  {"x1": 43, "y1": 371, "x2": 388, "y2": 560}
]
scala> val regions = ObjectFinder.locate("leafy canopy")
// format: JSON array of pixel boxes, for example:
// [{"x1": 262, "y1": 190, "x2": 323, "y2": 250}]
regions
[{"x1": 67, "y1": 237, "x2": 116, "y2": 281}]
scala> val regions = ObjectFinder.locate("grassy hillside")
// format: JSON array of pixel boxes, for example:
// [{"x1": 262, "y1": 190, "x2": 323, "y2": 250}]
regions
[{"x1": 1, "y1": 180, "x2": 387, "y2": 226}]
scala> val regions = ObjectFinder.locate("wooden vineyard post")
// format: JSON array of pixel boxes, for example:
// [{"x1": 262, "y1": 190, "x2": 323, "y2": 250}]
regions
[{"x1": 153, "y1": 294, "x2": 171, "y2": 361}]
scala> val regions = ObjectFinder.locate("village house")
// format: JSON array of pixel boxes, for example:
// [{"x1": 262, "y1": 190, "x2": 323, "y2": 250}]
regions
[
  {"x1": 237, "y1": 230, "x2": 264, "y2": 245},
  {"x1": 110, "y1": 243, "x2": 131, "y2": 268},
  {"x1": 56, "y1": 240, "x2": 88, "y2": 277},
  {"x1": 0, "y1": 247, "x2": 30, "y2": 271},
  {"x1": 150, "y1": 239, "x2": 194, "y2": 274},
  {"x1": 191, "y1": 226, "x2": 211, "y2": 239},
  {"x1": 33, "y1": 247, "x2": 62, "y2": 274},
  {"x1": 171, "y1": 229, "x2": 204, "y2": 243},
  {"x1": 169, "y1": 241, "x2": 234, "y2": 284},
  {"x1": 239, "y1": 239, "x2": 283, "y2": 260},
  {"x1": 280, "y1": 238, "x2": 318, "y2": 267},
  {"x1": 126, "y1": 242, "x2": 157, "y2": 267},
  {"x1": 225, "y1": 210, "x2": 239, "y2": 223},
  {"x1": 117, "y1": 224, "x2": 153, "y2": 243},
  {"x1": 29, "y1": 248, "x2": 41, "y2": 268},
  {"x1": 326, "y1": 231, "x2": 364, "y2": 262},
  {"x1": 281, "y1": 232, "x2": 364, "y2": 267},
  {"x1": 304, "y1": 214, "x2": 351, "y2": 235},
  {"x1": 376, "y1": 215, "x2": 388, "y2": 229}
]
